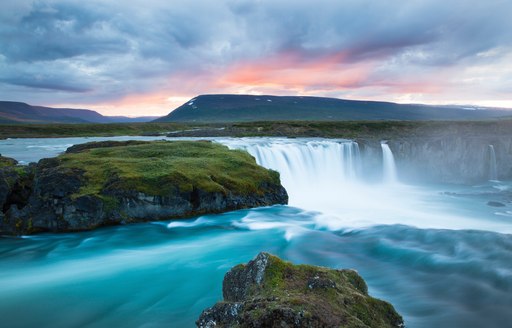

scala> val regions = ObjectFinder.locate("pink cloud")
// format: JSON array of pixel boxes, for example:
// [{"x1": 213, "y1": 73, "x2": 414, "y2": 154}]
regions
[
  {"x1": 217, "y1": 51, "x2": 374, "y2": 92},
  {"x1": 52, "y1": 50, "x2": 512, "y2": 116}
]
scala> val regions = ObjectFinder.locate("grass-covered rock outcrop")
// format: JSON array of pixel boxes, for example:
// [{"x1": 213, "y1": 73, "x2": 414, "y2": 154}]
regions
[
  {"x1": 197, "y1": 252, "x2": 404, "y2": 328},
  {"x1": 0, "y1": 141, "x2": 287, "y2": 235}
]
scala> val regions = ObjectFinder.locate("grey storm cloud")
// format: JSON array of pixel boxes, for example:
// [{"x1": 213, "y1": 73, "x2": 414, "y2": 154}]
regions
[
  {"x1": 1, "y1": 2, "x2": 130, "y2": 62},
  {"x1": 1, "y1": 76, "x2": 91, "y2": 93},
  {"x1": 228, "y1": 0, "x2": 512, "y2": 64},
  {"x1": 0, "y1": 0, "x2": 511, "y2": 112}
]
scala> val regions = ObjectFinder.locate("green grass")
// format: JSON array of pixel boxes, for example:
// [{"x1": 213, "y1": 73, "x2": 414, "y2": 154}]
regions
[{"x1": 58, "y1": 140, "x2": 281, "y2": 198}]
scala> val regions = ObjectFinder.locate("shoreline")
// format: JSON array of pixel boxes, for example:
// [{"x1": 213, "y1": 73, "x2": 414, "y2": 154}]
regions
[{"x1": 1, "y1": 119, "x2": 512, "y2": 140}]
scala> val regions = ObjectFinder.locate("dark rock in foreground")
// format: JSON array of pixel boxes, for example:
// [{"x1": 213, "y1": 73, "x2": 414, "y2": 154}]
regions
[
  {"x1": 197, "y1": 252, "x2": 404, "y2": 328},
  {"x1": 0, "y1": 141, "x2": 288, "y2": 235},
  {"x1": 487, "y1": 201, "x2": 506, "y2": 207},
  {"x1": 0, "y1": 156, "x2": 35, "y2": 226}
]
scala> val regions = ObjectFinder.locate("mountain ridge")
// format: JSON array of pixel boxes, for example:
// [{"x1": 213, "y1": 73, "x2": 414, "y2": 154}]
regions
[
  {"x1": 0, "y1": 101, "x2": 158, "y2": 124},
  {"x1": 154, "y1": 94, "x2": 512, "y2": 122}
]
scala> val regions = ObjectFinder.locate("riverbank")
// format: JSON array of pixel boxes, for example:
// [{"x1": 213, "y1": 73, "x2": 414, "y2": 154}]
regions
[{"x1": 1, "y1": 119, "x2": 512, "y2": 140}]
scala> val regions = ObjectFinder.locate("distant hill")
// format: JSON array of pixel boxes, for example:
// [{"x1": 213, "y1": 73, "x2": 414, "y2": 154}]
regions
[
  {"x1": 0, "y1": 101, "x2": 158, "y2": 124},
  {"x1": 154, "y1": 94, "x2": 512, "y2": 122}
]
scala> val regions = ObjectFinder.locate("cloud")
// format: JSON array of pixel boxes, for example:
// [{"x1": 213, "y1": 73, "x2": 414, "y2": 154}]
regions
[
  {"x1": 0, "y1": 2, "x2": 130, "y2": 62},
  {"x1": 0, "y1": 0, "x2": 511, "y2": 115}
]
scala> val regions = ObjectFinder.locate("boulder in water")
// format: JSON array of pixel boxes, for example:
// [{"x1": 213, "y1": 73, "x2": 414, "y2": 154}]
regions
[{"x1": 197, "y1": 252, "x2": 404, "y2": 328}]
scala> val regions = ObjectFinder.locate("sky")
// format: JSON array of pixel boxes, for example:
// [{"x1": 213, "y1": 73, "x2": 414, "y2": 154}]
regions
[{"x1": 1, "y1": 0, "x2": 511, "y2": 117}]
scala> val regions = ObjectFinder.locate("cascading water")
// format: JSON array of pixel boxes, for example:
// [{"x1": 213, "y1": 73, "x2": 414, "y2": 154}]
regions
[
  {"x1": 233, "y1": 139, "x2": 361, "y2": 209},
  {"x1": 488, "y1": 145, "x2": 498, "y2": 181},
  {"x1": 222, "y1": 138, "x2": 457, "y2": 230},
  {"x1": 381, "y1": 142, "x2": 398, "y2": 184}
]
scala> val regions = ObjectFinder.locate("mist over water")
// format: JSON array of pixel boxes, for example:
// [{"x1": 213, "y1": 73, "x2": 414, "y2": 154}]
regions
[
  {"x1": 1, "y1": 137, "x2": 512, "y2": 328},
  {"x1": 221, "y1": 138, "x2": 512, "y2": 233}
]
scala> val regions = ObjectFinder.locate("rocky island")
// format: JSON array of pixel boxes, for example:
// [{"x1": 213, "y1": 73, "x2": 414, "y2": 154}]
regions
[
  {"x1": 0, "y1": 141, "x2": 288, "y2": 235},
  {"x1": 198, "y1": 252, "x2": 404, "y2": 328}
]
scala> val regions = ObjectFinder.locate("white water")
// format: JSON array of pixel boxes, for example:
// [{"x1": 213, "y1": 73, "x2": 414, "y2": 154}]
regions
[
  {"x1": 489, "y1": 144, "x2": 498, "y2": 181},
  {"x1": 244, "y1": 139, "x2": 360, "y2": 201},
  {"x1": 381, "y1": 142, "x2": 398, "y2": 184},
  {"x1": 220, "y1": 138, "x2": 512, "y2": 233}
]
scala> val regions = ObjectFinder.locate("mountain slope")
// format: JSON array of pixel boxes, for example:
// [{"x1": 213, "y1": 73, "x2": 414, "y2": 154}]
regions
[
  {"x1": 0, "y1": 101, "x2": 158, "y2": 124},
  {"x1": 154, "y1": 94, "x2": 512, "y2": 122}
]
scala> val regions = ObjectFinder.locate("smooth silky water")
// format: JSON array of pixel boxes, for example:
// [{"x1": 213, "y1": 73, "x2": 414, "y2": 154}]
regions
[{"x1": 1, "y1": 137, "x2": 511, "y2": 328}]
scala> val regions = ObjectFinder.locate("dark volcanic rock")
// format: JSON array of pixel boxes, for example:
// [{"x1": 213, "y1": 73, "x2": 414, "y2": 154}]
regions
[
  {"x1": 197, "y1": 252, "x2": 404, "y2": 328},
  {"x1": 0, "y1": 156, "x2": 34, "y2": 225},
  {"x1": 487, "y1": 201, "x2": 506, "y2": 207}
]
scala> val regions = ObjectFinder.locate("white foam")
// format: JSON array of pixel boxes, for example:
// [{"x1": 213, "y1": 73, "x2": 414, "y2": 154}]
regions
[{"x1": 220, "y1": 138, "x2": 512, "y2": 233}]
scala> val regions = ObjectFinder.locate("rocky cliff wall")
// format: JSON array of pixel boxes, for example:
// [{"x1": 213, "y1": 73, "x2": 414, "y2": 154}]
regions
[{"x1": 357, "y1": 136, "x2": 512, "y2": 184}]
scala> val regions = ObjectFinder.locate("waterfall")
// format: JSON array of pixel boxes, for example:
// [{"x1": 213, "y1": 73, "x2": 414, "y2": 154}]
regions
[
  {"x1": 244, "y1": 139, "x2": 361, "y2": 185},
  {"x1": 220, "y1": 138, "x2": 427, "y2": 227},
  {"x1": 488, "y1": 145, "x2": 498, "y2": 181},
  {"x1": 223, "y1": 139, "x2": 361, "y2": 207},
  {"x1": 381, "y1": 142, "x2": 398, "y2": 184}
]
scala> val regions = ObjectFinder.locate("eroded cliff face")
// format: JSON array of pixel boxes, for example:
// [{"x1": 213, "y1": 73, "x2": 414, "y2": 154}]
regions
[
  {"x1": 357, "y1": 136, "x2": 512, "y2": 184},
  {"x1": 390, "y1": 136, "x2": 512, "y2": 184}
]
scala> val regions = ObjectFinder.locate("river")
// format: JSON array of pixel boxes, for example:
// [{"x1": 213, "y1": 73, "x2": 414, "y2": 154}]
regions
[{"x1": 0, "y1": 136, "x2": 511, "y2": 328}]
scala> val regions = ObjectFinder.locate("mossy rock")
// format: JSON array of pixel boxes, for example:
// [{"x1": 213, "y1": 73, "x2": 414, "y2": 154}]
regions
[
  {"x1": 197, "y1": 253, "x2": 404, "y2": 328},
  {"x1": 0, "y1": 155, "x2": 18, "y2": 168},
  {"x1": 0, "y1": 141, "x2": 288, "y2": 235},
  {"x1": 58, "y1": 140, "x2": 281, "y2": 197}
]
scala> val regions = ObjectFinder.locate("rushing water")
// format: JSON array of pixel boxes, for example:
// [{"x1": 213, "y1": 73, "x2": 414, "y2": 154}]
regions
[
  {"x1": 381, "y1": 142, "x2": 398, "y2": 184},
  {"x1": 1, "y1": 137, "x2": 511, "y2": 328},
  {"x1": 489, "y1": 144, "x2": 498, "y2": 181}
]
